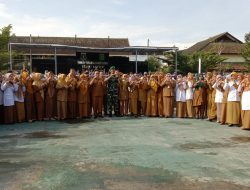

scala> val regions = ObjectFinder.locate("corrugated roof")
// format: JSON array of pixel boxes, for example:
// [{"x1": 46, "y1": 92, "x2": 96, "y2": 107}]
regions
[
  {"x1": 10, "y1": 36, "x2": 130, "y2": 48},
  {"x1": 9, "y1": 43, "x2": 177, "y2": 55}
]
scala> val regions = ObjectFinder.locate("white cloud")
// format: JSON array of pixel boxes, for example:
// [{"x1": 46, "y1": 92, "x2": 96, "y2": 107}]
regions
[
  {"x1": 0, "y1": 2, "x2": 77, "y2": 36},
  {"x1": 133, "y1": 39, "x2": 194, "y2": 50},
  {"x1": 111, "y1": 0, "x2": 125, "y2": 5},
  {"x1": 81, "y1": 21, "x2": 170, "y2": 39},
  {"x1": 0, "y1": 3, "x2": 13, "y2": 19},
  {"x1": 0, "y1": 1, "x2": 194, "y2": 49},
  {"x1": 13, "y1": 16, "x2": 76, "y2": 36}
]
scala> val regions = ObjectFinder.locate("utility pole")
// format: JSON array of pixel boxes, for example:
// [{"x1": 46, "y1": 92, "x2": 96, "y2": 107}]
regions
[
  {"x1": 30, "y1": 34, "x2": 32, "y2": 72},
  {"x1": 9, "y1": 43, "x2": 12, "y2": 70}
]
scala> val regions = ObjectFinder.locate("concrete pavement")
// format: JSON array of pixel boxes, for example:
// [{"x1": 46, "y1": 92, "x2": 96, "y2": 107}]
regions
[{"x1": 1, "y1": 117, "x2": 250, "y2": 189}]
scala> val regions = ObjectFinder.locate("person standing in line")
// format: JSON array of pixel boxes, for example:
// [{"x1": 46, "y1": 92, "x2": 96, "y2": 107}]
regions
[
  {"x1": 77, "y1": 74, "x2": 90, "y2": 118},
  {"x1": 212, "y1": 75, "x2": 224, "y2": 123},
  {"x1": 24, "y1": 73, "x2": 36, "y2": 122},
  {"x1": 146, "y1": 75, "x2": 158, "y2": 117},
  {"x1": 220, "y1": 87, "x2": 229, "y2": 125},
  {"x1": 100, "y1": 71, "x2": 108, "y2": 116},
  {"x1": 32, "y1": 73, "x2": 46, "y2": 121},
  {"x1": 56, "y1": 74, "x2": 68, "y2": 120},
  {"x1": 161, "y1": 73, "x2": 175, "y2": 118},
  {"x1": 66, "y1": 70, "x2": 78, "y2": 119},
  {"x1": 0, "y1": 74, "x2": 4, "y2": 124},
  {"x1": 186, "y1": 73, "x2": 194, "y2": 118},
  {"x1": 45, "y1": 71, "x2": 57, "y2": 120},
  {"x1": 206, "y1": 72, "x2": 217, "y2": 121},
  {"x1": 239, "y1": 74, "x2": 250, "y2": 130},
  {"x1": 129, "y1": 75, "x2": 139, "y2": 117},
  {"x1": 138, "y1": 73, "x2": 148, "y2": 116},
  {"x1": 1, "y1": 73, "x2": 16, "y2": 124},
  {"x1": 90, "y1": 71, "x2": 104, "y2": 118},
  {"x1": 193, "y1": 74, "x2": 206, "y2": 119},
  {"x1": 224, "y1": 72, "x2": 241, "y2": 127},
  {"x1": 119, "y1": 74, "x2": 129, "y2": 116},
  {"x1": 157, "y1": 72, "x2": 164, "y2": 117},
  {"x1": 105, "y1": 67, "x2": 119, "y2": 117},
  {"x1": 14, "y1": 76, "x2": 26, "y2": 123},
  {"x1": 237, "y1": 73, "x2": 244, "y2": 126},
  {"x1": 175, "y1": 75, "x2": 187, "y2": 118}
]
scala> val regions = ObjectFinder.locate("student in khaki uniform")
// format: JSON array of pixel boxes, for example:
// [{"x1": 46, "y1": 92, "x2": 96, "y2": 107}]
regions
[
  {"x1": 90, "y1": 71, "x2": 104, "y2": 118},
  {"x1": 157, "y1": 72, "x2": 164, "y2": 117},
  {"x1": 206, "y1": 72, "x2": 217, "y2": 121},
  {"x1": 66, "y1": 70, "x2": 78, "y2": 119},
  {"x1": 146, "y1": 75, "x2": 158, "y2": 117},
  {"x1": 14, "y1": 76, "x2": 26, "y2": 123},
  {"x1": 186, "y1": 73, "x2": 194, "y2": 118},
  {"x1": 24, "y1": 74, "x2": 36, "y2": 122},
  {"x1": 193, "y1": 75, "x2": 206, "y2": 119},
  {"x1": 45, "y1": 72, "x2": 57, "y2": 120},
  {"x1": 160, "y1": 73, "x2": 175, "y2": 118},
  {"x1": 56, "y1": 74, "x2": 68, "y2": 120},
  {"x1": 175, "y1": 75, "x2": 187, "y2": 118},
  {"x1": 32, "y1": 73, "x2": 45, "y2": 121},
  {"x1": 77, "y1": 74, "x2": 90, "y2": 118},
  {"x1": 239, "y1": 74, "x2": 250, "y2": 130},
  {"x1": 138, "y1": 73, "x2": 148, "y2": 116},
  {"x1": 119, "y1": 74, "x2": 129, "y2": 116},
  {"x1": 224, "y1": 72, "x2": 241, "y2": 126},
  {"x1": 100, "y1": 71, "x2": 108, "y2": 116},
  {"x1": 212, "y1": 75, "x2": 224, "y2": 123},
  {"x1": 220, "y1": 78, "x2": 229, "y2": 125},
  {"x1": 129, "y1": 75, "x2": 139, "y2": 117},
  {"x1": 237, "y1": 73, "x2": 244, "y2": 126}
]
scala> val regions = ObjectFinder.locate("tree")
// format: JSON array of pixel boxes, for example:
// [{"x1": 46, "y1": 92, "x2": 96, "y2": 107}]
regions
[
  {"x1": 242, "y1": 31, "x2": 250, "y2": 71},
  {"x1": 245, "y1": 31, "x2": 250, "y2": 43},
  {"x1": 163, "y1": 51, "x2": 191, "y2": 74},
  {"x1": 0, "y1": 24, "x2": 15, "y2": 70},
  {"x1": 187, "y1": 51, "x2": 227, "y2": 73},
  {"x1": 146, "y1": 56, "x2": 161, "y2": 72}
]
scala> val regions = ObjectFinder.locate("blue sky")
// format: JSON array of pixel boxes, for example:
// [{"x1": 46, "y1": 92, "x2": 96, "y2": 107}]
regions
[{"x1": 0, "y1": 0, "x2": 249, "y2": 49}]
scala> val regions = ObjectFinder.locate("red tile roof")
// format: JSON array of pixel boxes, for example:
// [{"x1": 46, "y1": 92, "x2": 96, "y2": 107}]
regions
[{"x1": 183, "y1": 32, "x2": 244, "y2": 55}]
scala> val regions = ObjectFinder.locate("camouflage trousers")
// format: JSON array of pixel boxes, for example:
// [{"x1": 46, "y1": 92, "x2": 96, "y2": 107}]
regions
[{"x1": 107, "y1": 93, "x2": 119, "y2": 115}]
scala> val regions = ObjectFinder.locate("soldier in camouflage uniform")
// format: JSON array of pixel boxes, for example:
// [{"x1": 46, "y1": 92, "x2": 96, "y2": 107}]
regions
[{"x1": 105, "y1": 66, "x2": 119, "y2": 117}]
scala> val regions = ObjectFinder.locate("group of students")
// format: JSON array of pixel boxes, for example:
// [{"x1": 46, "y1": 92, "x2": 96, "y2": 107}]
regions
[{"x1": 0, "y1": 66, "x2": 250, "y2": 130}]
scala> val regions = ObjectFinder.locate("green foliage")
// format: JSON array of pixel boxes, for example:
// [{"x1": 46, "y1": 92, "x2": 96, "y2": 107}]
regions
[
  {"x1": 163, "y1": 51, "x2": 191, "y2": 74},
  {"x1": 245, "y1": 31, "x2": 250, "y2": 43},
  {"x1": 0, "y1": 51, "x2": 9, "y2": 71},
  {"x1": 146, "y1": 56, "x2": 161, "y2": 72},
  {"x1": 186, "y1": 52, "x2": 226, "y2": 73},
  {"x1": 242, "y1": 43, "x2": 250, "y2": 63},
  {"x1": 0, "y1": 24, "x2": 15, "y2": 70},
  {"x1": 161, "y1": 66, "x2": 175, "y2": 74},
  {"x1": 176, "y1": 52, "x2": 191, "y2": 74},
  {"x1": 163, "y1": 51, "x2": 226, "y2": 74},
  {"x1": 242, "y1": 32, "x2": 250, "y2": 71},
  {"x1": 0, "y1": 24, "x2": 13, "y2": 51}
]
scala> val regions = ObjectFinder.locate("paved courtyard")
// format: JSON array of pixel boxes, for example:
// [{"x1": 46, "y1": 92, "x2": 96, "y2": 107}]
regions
[{"x1": 1, "y1": 117, "x2": 250, "y2": 190}]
